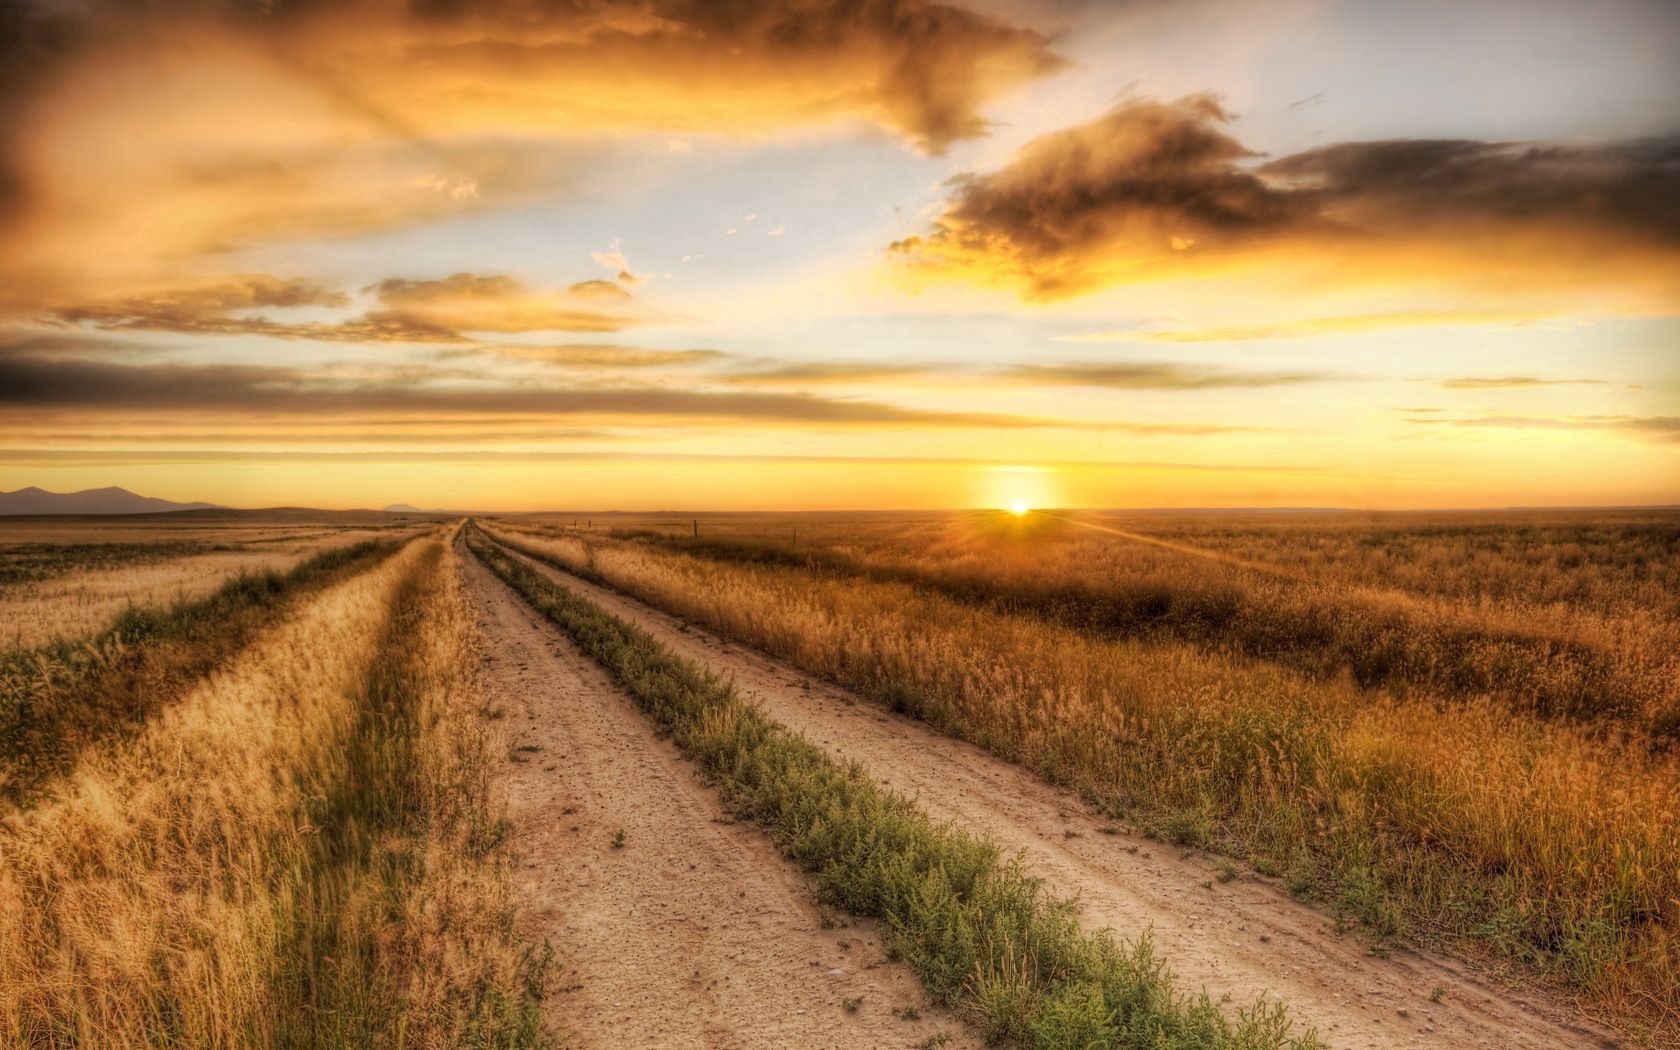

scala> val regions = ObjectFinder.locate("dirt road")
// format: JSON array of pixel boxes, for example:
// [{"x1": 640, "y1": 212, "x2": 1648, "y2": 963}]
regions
[
  {"x1": 490, "y1": 541, "x2": 1621, "y2": 1050},
  {"x1": 459, "y1": 543, "x2": 977, "y2": 1049}
]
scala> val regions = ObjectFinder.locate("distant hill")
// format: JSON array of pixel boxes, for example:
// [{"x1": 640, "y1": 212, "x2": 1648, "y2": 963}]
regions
[
  {"x1": 384, "y1": 503, "x2": 472, "y2": 515},
  {"x1": 0, "y1": 486, "x2": 222, "y2": 516}
]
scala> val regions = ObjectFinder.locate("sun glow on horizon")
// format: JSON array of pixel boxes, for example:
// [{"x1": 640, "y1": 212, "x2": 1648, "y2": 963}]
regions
[{"x1": 979, "y1": 465, "x2": 1059, "y2": 515}]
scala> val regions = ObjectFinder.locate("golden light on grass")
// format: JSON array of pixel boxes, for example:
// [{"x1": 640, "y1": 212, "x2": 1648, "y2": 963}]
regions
[{"x1": 478, "y1": 511, "x2": 1680, "y2": 1037}]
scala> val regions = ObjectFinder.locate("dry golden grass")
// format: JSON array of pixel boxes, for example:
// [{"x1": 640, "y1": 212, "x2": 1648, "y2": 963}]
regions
[
  {"x1": 0, "y1": 525, "x2": 411, "y2": 651},
  {"x1": 487, "y1": 517, "x2": 1680, "y2": 1039},
  {"x1": 552, "y1": 511, "x2": 1680, "y2": 734},
  {"x1": 0, "y1": 531, "x2": 545, "y2": 1047}
]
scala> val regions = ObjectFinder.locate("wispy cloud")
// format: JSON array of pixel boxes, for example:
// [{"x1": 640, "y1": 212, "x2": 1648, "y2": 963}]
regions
[
  {"x1": 1405, "y1": 414, "x2": 1680, "y2": 440},
  {"x1": 468, "y1": 344, "x2": 727, "y2": 368},
  {"x1": 0, "y1": 339, "x2": 1234, "y2": 433},
  {"x1": 1436, "y1": 376, "x2": 1607, "y2": 389},
  {"x1": 718, "y1": 362, "x2": 935, "y2": 385},
  {"x1": 1009, "y1": 362, "x2": 1336, "y2": 389},
  {"x1": 1058, "y1": 311, "x2": 1555, "y2": 344},
  {"x1": 38, "y1": 271, "x2": 651, "y2": 343},
  {"x1": 0, "y1": 447, "x2": 1325, "y2": 475}
]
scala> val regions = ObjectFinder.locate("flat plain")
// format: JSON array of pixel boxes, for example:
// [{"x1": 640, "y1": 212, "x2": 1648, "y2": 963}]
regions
[{"x1": 2, "y1": 507, "x2": 1674, "y2": 1048}]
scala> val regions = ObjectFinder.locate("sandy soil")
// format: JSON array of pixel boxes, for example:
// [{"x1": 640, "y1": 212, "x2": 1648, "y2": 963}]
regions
[
  {"x1": 493, "y1": 542, "x2": 1625, "y2": 1050},
  {"x1": 459, "y1": 543, "x2": 979, "y2": 1050}
]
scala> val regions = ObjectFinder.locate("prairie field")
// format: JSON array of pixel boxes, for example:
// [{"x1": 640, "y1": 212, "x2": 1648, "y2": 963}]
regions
[
  {"x1": 0, "y1": 515, "x2": 426, "y2": 651},
  {"x1": 0, "y1": 514, "x2": 546, "y2": 1048},
  {"x1": 487, "y1": 508, "x2": 1680, "y2": 1039},
  {"x1": 2, "y1": 507, "x2": 1674, "y2": 1048}
]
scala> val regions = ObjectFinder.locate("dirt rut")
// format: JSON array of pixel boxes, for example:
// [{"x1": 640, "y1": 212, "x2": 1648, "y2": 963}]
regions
[
  {"x1": 497, "y1": 543, "x2": 1622, "y2": 1050},
  {"x1": 460, "y1": 545, "x2": 977, "y2": 1049}
]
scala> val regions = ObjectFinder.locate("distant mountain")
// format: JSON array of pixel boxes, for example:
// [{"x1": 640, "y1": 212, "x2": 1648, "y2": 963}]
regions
[
  {"x1": 383, "y1": 503, "x2": 472, "y2": 515},
  {"x1": 0, "y1": 486, "x2": 222, "y2": 516}
]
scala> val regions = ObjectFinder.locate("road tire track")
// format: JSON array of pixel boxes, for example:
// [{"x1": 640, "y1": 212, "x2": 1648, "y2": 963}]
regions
[{"x1": 459, "y1": 541, "x2": 978, "y2": 1049}]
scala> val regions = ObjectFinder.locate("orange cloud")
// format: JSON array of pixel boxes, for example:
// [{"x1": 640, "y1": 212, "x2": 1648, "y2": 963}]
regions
[
  {"x1": 311, "y1": 0, "x2": 1065, "y2": 151},
  {"x1": 366, "y1": 272, "x2": 650, "y2": 334},
  {"x1": 888, "y1": 95, "x2": 1680, "y2": 302},
  {"x1": 35, "y1": 271, "x2": 651, "y2": 341},
  {"x1": 0, "y1": 0, "x2": 1063, "y2": 311}
]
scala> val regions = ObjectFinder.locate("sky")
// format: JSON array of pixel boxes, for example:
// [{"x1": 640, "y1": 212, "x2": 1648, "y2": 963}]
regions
[{"x1": 0, "y1": 0, "x2": 1676, "y2": 511}]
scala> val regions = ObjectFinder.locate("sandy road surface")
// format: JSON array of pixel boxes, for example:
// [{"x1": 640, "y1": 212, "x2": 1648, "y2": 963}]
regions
[
  {"x1": 459, "y1": 543, "x2": 978, "y2": 1049},
  {"x1": 492, "y1": 540, "x2": 1623, "y2": 1050}
]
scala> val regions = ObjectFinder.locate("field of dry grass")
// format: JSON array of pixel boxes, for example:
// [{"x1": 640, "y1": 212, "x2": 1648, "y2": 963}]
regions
[
  {"x1": 3, "y1": 506, "x2": 1672, "y2": 1046},
  {"x1": 0, "y1": 519, "x2": 546, "y2": 1048},
  {"x1": 568, "y1": 511, "x2": 1680, "y2": 735},
  {"x1": 0, "y1": 516, "x2": 424, "y2": 651},
  {"x1": 490, "y1": 510, "x2": 1680, "y2": 1038}
]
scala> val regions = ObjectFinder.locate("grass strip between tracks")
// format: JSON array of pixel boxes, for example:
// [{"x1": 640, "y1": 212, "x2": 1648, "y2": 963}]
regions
[
  {"x1": 469, "y1": 527, "x2": 1320, "y2": 1050},
  {"x1": 273, "y1": 537, "x2": 550, "y2": 1048}
]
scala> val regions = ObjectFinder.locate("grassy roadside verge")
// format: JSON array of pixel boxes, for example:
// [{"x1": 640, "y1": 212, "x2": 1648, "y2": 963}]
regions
[
  {"x1": 0, "y1": 534, "x2": 548, "y2": 1048},
  {"x1": 468, "y1": 527, "x2": 1318, "y2": 1049},
  {"x1": 0, "y1": 535, "x2": 409, "y2": 804}
]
